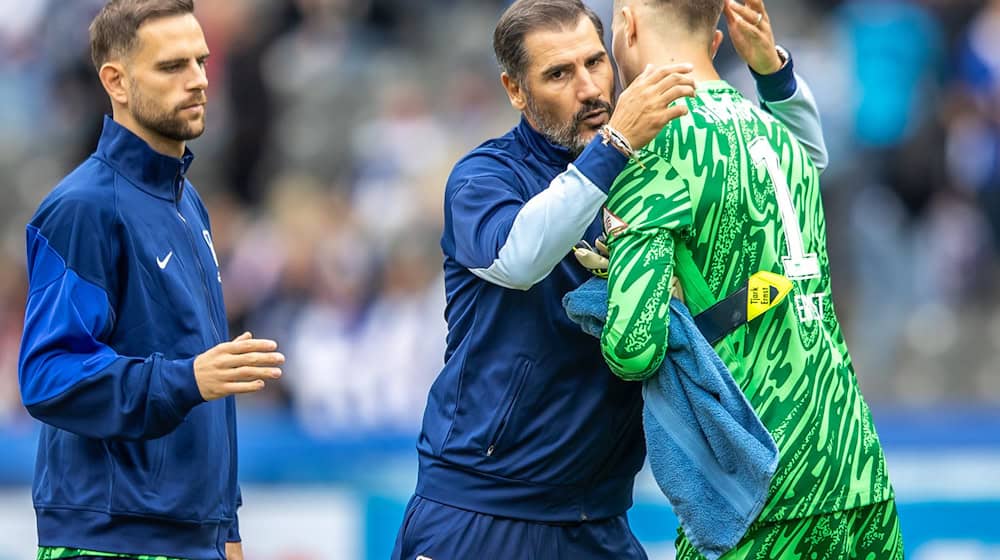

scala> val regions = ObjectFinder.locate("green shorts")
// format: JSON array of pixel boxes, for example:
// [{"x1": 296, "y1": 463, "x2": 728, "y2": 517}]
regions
[
  {"x1": 37, "y1": 547, "x2": 185, "y2": 560},
  {"x1": 675, "y1": 499, "x2": 904, "y2": 560}
]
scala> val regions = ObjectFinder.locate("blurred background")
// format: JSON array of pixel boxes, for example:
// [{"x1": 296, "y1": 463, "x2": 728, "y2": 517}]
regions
[{"x1": 0, "y1": 0, "x2": 999, "y2": 557}]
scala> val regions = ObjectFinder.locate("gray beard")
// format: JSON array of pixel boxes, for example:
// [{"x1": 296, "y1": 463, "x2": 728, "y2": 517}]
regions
[{"x1": 524, "y1": 94, "x2": 612, "y2": 158}]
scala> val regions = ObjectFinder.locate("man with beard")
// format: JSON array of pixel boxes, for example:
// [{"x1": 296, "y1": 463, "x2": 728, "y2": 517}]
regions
[
  {"x1": 18, "y1": 1, "x2": 284, "y2": 559},
  {"x1": 393, "y1": 0, "x2": 829, "y2": 558}
]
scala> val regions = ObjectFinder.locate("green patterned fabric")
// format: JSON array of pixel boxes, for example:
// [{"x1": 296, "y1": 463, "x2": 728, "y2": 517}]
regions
[
  {"x1": 37, "y1": 547, "x2": 185, "y2": 560},
  {"x1": 601, "y1": 81, "x2": 893, "y2": 522},
  {"x1": 675, "y1": 499, "x2": 904, "y2": 559}
]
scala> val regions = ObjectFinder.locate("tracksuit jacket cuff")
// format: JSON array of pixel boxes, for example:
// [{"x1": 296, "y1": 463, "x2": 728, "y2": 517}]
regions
[
  {"x1": 750, "y1": 49, "x2": 797, "y2": 103},
  {"x1": 160, "y1": 355, "x2": 205, "y2": 420},
  {"x1": 574, "y1": 135, "x2": 629, "y2": 194}
]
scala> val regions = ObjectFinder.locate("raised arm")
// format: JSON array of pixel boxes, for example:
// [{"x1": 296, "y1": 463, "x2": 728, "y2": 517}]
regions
[
  {"x1": 450, "y1": 65, "x2": 697, "y2": 290},
  {"x1": 727, "y1": 0, "x2": 829, "y2": 172}
]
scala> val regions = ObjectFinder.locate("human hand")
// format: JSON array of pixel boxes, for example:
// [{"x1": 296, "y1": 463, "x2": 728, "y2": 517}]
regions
[
  {"x1": 194, "y1": 332, "x2": 284, "y2": 401},
  {"x1": 608, "y1": 63, "x2": 695, "y2": 149},
  {"x1": 724, "y1": 0, "x2": 784, "y2": 75},
  {"x1": 573, "y1": 235, "x2": 609, "y2": 278},
  {"x1": 225, "y1": 541, "x2": 244, "y2": 560}
]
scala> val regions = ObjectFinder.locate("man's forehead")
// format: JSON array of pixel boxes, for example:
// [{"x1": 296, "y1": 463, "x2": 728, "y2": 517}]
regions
[
  {"x1": 523, "y1": 15, "x2": 605, "y2": 71},
  {"x1": 133, "y1": 13, "x2": 208, "y2": 60}
]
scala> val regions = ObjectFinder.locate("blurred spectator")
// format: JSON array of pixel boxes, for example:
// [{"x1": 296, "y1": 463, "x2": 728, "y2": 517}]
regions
[{"x1": 0, "y1": 253, "x2": 25, "y2": 423}]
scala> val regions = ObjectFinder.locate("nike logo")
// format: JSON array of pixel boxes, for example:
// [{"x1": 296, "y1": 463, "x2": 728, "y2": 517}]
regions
[{"x1": 157, "y1": 251, "x2": 174, "y2": 270}]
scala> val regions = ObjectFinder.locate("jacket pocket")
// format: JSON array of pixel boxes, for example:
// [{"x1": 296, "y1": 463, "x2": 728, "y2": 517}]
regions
[
  {"x1": 484, "y1": 358, "x2": 531, "y2": 457},
  {"x1": 108, "y1": 403, "x2": 229, "y2": 522}
]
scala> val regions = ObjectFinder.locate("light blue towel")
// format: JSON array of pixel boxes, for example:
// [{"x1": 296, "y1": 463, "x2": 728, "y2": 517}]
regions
[{"x1": 563, "y1": 277, "x2": 779, "y2": 560}]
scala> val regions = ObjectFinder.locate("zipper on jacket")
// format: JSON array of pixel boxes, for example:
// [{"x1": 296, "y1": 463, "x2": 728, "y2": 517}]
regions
[
  {"x1": 174, "y1": 171, "x2": 223, "y2": 344},
  {"x1": 485, "y1": 360, "x2": 531, "y2": 457}
]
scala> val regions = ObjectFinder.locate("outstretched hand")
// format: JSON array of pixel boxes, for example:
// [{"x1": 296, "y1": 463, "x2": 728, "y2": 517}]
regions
[
  {"x1": 194, "y1": 332, "x2": 284, "y2": 401},
  {"x1": 724, "y1": 0, "x2": 784, "y2": 75}
]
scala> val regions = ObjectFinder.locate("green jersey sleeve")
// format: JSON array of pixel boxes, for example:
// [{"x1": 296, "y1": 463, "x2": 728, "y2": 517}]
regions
[
  {"x1": 599, "y1": 141, "x2": 691, "y2": 381},
  {"x1": 600, "y1": 226, "x2": 677, "y2": 381}
]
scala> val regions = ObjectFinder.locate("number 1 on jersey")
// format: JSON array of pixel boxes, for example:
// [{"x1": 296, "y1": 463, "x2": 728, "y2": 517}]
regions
[{"x1": 748, "y1": 138, "x2": 820, "y2": 281}]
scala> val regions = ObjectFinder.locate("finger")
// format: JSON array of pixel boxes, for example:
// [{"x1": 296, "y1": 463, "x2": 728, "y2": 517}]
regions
[
  {"x1": 216, "y1": 350, "x2": 284, "y2": 369},
  {"x1": 723, "y1": 0, "x2": 741, "y2": 22},
  {"x1": 660, "y1": 104, "x2": 690, "y2": 123},
  {"x1": 221, "y1": 380, "x2": 267, "y2": 395},
  {"x1": 745, "y1": 0, "x2": 770, "y2": 22},
  {"x1": 651, "y1": 74, "x2": 696, "y2": 100},
  {"x1": 230, "y1": 351, "x2": 286, "y2": 367},
  {"x1": 728, "y1": 0, "x2": 760, "y2": 25},
  {"x1": 595, "y1": 237, "x2": 609, "y2": 256},
  {"x1": 211, "y1": 332, "x2": 252, "y2": 356},
  {"x1": 728, "y1": 8, "x2": 766, "y2": 39},
  {"x1": 723, "y1": 2, "x2": 749, "y2": 35},
  {"x1": 227, "y1": 366, "x2": 283, "y2": 381},
  {"x1": 573, "y1": 248, "x2": 609, "y2": 270},
  {"x1": 658, "y1": 73, "x2": 697, "y2": 93},
  {"x1": 723, "y1": 1, "x2": 738, "y2": 26},
  {"x1": 725, "y1": 0, "x2": 753, "y2": 41},
  {"x1": 661, "y1": 84, "x2": 697, "y2": 104},
  {"x1": 219, "y1": 338, "x2": 280, "y2": 354}
]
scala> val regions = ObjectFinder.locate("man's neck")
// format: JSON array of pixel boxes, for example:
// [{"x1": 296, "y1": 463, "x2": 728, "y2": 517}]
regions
[{"x1": 637, "y1": 41, "x2": 720, "y2": 84}]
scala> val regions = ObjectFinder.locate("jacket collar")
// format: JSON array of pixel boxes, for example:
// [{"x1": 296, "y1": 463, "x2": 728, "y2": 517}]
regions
[
  {"x1": 94, "y1": 115, "x2": 195, "y2": 202},
  {"x1": 514, "y1": 115, "x2": 574, "y2": 165}
]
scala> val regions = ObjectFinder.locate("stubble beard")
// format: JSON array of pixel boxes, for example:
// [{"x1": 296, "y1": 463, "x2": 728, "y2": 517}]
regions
[
  {"x1": 130, "y1": 84, "x2": 206, "y2": 143},
  {"x1": 525, "y1": 91, "x2": 612, "y2": 158}
]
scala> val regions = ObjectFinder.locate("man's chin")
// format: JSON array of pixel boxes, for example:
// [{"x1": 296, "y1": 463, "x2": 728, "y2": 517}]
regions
[
  {"x1": 188, "y1": 123, "x2": 206, "y2": 140},
  {"x1": 578, "y1": 127, "x2": 601, "y2": 145},
  {"x1": 177, "y1": 120, "x2": 206, "y2": 141}
]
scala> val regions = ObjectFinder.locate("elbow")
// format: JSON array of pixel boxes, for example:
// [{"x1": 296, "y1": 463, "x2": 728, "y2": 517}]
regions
[
  {"x1": 23, "y1": 400, "x2": 51, "y2": 425},
  {"x1": 812, "y1": 148, "x2": 829, "y2": 174},
  {"x1": 470, "y1": 262, "x2": 547, "y2": 291},
  {"x1": 500, "y1": 269, "x2": 540, "y2": 291},
  {"x1": 605, "y1": 351, "x2": 661, "y2": 381},
  {"x1": 19, "y1": 357, "x2": 52, "y2": 414},
  {"x1": 600, "y1": 329, "x2": 664, "y2": 381}
]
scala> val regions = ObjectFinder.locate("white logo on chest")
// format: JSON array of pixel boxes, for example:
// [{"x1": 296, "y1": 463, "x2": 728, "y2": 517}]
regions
[{"x1": 156, "y1": 251, "x2": 174, "y2": 270}]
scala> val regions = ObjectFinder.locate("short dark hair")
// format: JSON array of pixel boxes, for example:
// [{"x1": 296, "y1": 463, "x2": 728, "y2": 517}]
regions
[
  {"x1": 89, "y1": 0, "x2": 195, "y2": 70},
  {"x1": 493, "y1": 0, "x2": 604, "y2": 84}
]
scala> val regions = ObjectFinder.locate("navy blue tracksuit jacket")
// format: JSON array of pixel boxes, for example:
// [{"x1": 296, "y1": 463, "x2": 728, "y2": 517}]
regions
[{"x1": 19, "y1": 116, "x2": 239, "y2": 559}]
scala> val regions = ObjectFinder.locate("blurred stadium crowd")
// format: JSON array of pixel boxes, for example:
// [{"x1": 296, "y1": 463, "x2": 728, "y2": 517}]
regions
[{"x1": 0, "y1": 0, "x2": 999, "y2": 434}]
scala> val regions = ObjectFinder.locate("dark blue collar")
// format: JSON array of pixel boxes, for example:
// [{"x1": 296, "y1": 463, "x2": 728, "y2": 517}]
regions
[
  {"x1": 514, "y1": 115, "x2": 574, "y2": 165},
  {"x1": 94, "y1": 115, "x2": 195, "y2": 202}
]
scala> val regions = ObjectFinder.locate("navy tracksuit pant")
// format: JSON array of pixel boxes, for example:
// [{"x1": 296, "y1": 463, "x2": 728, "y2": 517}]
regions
[{"x1": 392, "y1": 495, "x2": 649, "y2": 560}]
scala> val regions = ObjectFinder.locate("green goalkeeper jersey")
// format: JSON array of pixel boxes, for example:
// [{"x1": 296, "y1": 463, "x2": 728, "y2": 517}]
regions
[{"x1": 600, "y1": 81, "x2": 892, "y2": 521}]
